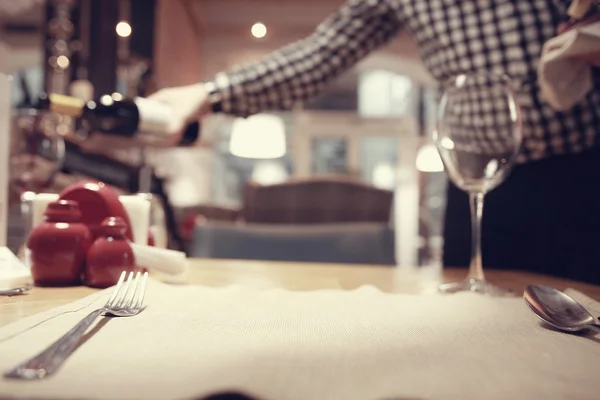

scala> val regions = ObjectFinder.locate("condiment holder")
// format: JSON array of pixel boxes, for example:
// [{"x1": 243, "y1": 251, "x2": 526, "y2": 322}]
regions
[
  {"x1": 86, "y1": 216, "x2": 144, "y2": 288},
  {"x1": 25, "y1": 181, "x2": 190, "y2": 288},
  {"x1": 27, "y1": 200, "x2": 92, "y2": 286},
  {"x1": 30, "y1": 189, "x2": 153, "y2": 245},
  {"x1": 59, "y1": 181, "x2": 134, "y2": 241}
]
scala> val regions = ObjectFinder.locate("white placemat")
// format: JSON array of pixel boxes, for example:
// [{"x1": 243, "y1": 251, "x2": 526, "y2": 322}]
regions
[{"x1": 0, "y1": 280, "x2": 598, "y2": 400}]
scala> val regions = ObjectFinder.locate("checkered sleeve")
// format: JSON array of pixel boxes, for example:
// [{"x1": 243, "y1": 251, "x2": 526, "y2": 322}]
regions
[{"x1": 205, "y1": 0, "x2": 404, "y2": 118}]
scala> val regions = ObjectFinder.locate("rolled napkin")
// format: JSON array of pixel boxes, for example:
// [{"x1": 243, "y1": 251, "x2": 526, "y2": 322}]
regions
[
  {"x1": 1, "y1": 281, "x2": 599, "y2": 400},
  {"x1": 129, "y1": 242, "x2": 189, "y2": 283},
  {"x1": 538, "y1": 11, "x2": 600, "y2": 111}
]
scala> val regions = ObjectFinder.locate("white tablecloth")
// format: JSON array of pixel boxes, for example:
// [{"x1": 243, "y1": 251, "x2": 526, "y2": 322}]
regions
[{"x1": 0, "y1": 280, "x2": 598, "y2": 400}]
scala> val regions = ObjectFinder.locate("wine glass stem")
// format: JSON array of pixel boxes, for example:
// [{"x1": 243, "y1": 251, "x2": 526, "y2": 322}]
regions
[{"x1": 468, "y1": 191, "x2": 485, "y2": 282}]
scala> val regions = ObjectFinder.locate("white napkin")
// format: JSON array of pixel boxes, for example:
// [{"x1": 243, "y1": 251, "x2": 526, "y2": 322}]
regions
[
  {"x1": 0, "y1": 246, "x2": 32, "y2": 290},
  {"x1": 0, "y1": 281, "x2": 599, "y2": 400},
  {"x1": 538, "y1": 19, "x2": 600, "y2": 111}
]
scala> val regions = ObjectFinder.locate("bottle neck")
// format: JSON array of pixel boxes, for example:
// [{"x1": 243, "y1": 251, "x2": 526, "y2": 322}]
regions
[{"x1": 42, "y1": 93, "x2": 86, "y2": 117}]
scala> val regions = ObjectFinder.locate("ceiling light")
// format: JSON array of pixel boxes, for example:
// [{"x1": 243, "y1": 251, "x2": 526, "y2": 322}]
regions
[
  {"x1": 116, "y1": 21, "x2": 132, "y2": 38},
  {"x1": 56, "y1": 55, "x2": 69, "y2": 69},
  {"x1": 229, "y1": 114, "x2": 286, "y2": 159},
  {"x1": 251, "y1": 22, "x2": 267, "y2": 38}
]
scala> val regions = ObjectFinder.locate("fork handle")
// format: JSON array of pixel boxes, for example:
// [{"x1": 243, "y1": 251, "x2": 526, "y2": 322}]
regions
[{"x1": 4, "y1": 308, "x2": 105, "y2": 380}]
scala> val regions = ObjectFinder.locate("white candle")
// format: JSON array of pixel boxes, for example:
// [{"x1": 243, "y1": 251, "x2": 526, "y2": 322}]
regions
[
  {"x1": 119, "y1": 195, "x2": 150, "y2": 245},
  {"x1": 31, "y1": 193, "x2": 60, "y2": 228}
]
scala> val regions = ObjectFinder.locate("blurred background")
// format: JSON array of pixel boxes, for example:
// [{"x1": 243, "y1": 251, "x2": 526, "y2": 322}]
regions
[{"x1": 2, "y1": 0, "x2": 447, "y2": 268}]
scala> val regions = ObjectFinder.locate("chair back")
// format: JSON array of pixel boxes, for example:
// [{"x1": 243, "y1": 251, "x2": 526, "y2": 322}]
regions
[{"x1": 242, "y1": 177, "x2": 393, "y2": 224}]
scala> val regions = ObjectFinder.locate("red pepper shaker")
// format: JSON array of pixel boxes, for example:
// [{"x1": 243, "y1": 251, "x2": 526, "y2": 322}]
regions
[
  {"x1": 27, "y1": 200, "x2": 92, "y2": 286},
  {"x1": 85, "y1": 216, "x2": 144, "y2": 288}
]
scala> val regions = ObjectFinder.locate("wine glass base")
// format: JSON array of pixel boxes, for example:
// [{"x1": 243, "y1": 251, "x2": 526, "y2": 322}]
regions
[{"x1": 439, "y1": 278, "x2": 514, "y2": 297}]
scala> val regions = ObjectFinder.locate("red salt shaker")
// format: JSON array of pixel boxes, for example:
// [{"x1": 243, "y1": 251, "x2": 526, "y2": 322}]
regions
[
  {"x1": 27, "y1": 200, "x2": 92, "y2": 286},
  {"x1": 85, "y1": 216, "x2": 144, "y2": 288}
]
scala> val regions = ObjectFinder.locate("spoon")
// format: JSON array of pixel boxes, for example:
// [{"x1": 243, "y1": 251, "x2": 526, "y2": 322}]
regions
[
  {"x1": 0, "y1": 286, "x2": 31, "y2": 296},
  {"x1": 523, "y1": 285, "x2": 600, "y2": 333}
]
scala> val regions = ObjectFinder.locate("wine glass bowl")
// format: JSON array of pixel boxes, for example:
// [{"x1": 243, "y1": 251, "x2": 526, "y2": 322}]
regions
[
  {"x1": 435, "y1": 72, "x2": 522, "y2": 295},
  {"x1": 9, "y1": 109, "x2": 65, "y2": 198}
]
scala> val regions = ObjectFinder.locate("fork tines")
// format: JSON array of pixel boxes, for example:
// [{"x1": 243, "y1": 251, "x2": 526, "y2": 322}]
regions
[{"x1": 106, "y1": 270, "x2": 148, "y2": 311}]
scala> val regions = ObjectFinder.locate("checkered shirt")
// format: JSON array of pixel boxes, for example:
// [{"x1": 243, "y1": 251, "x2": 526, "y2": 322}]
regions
[{"x1": 207, "y1": 0, "x2": 600, "y2": 163}]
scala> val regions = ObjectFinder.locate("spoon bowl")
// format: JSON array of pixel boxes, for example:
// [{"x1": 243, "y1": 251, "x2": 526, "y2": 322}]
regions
[{"x1": 524, "y1": 285, "x2": 598, "y2": 333}]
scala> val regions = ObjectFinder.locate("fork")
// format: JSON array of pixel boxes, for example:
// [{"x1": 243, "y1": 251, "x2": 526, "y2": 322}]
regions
[{"x1": 4, "y1": 270, "x2": 148, "y2": 380}]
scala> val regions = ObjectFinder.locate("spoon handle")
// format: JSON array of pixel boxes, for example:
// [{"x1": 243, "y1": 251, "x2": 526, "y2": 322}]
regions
[{"x1": 587, "y1": 324, "x2": 600, "y2": 334}]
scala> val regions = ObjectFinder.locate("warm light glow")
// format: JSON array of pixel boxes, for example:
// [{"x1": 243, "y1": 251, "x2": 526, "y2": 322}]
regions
[
  {"x1": 372, "y1": 163, "x2": 396, "y2": 189},
  {"x1": 56, "y1": 55, "x2": 69, "y2": 69},
  {"x1": 416, "y1": 144, "x2": 444, "y2": 172},
  {"x1": 20, "y1": 191, "x2": 36, "y2": 202},
  {"x1": 100, "y1": 94, "x2": 113, "y2": 106},
  {"x1": 251, "y1": 161, "x2": 288, "y2": 185},
  {"x1": 69, "y1": 80, "x2": 94, "y2": 102},
  {"x1": 116, "y1": 21, "x2": 132, "y2": 37},
  {"x1": 251, "y1": 22, "x2": 267, "y2": 38},
  {"x1": 229, "y1": 114, "x2": 286, "y2": 159},
  {"x1": 439, "y1": 137, "x2": 455, "y2": 150},
  {"x1": 84, "y1": 182, "x2": 102, "y2": 191},
  {"x1": 56, "y1": 123, "x2": 69, "y2": 136},
  {"x1": 358, "y1": 70, "x2": 413, "y2": 117}
]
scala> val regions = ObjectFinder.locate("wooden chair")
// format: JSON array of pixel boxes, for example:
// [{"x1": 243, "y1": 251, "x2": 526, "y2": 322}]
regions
[
  {"x1": 242, "y1": 177, "x2": 393, "y2": 224},
  {"x1": 189, "y1": 220, "x2": 395, "y2": 265},
  {"x1": 176, "y1": 204, "x2": 241, "y2": 247}
]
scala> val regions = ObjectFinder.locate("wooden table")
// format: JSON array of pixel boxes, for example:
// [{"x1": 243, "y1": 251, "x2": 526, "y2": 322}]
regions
[{"x1": 2, "y1": 258, "x2": 600, "y2": 328}]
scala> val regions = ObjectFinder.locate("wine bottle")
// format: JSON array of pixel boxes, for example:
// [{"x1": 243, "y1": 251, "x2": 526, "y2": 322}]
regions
[{"x1": 36, "y1": 92, "x2": 200, "y2": 146}]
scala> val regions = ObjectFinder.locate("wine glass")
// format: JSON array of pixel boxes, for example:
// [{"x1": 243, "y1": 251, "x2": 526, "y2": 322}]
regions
[
  {"x1": 10, "y1": 109, "x2": 65, "y2": 196},
  {"x1": 435, "y1": 72, "x2": 522, "y2": 295},
  {"x1": 9, "y1": 109, "x2": 65, "y2": 251}
]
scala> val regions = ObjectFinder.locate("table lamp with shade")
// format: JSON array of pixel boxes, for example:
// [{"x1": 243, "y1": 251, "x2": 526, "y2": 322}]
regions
[{"x1": 229, "y1": 114, "x2": 286, "y2": 159}]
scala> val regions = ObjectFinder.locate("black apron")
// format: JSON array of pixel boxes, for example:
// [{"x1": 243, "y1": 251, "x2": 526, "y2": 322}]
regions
[{"x1": 442, "y1": 147, "x2": 600, "y2": 285}]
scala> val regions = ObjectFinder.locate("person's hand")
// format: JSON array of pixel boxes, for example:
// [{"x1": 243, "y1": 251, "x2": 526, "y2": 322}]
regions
[
  {"x1": 556, "y1": 11, "x2": 600, "y2": 67},
  {"x1": 79, "y1": 82, "x2": 210, "y2": 152},
  {"x1": 146, "y1": 82, "x2": 211, "y2": 145}
]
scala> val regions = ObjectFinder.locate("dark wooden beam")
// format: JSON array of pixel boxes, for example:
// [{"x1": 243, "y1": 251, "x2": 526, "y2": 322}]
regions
[
  {"x1": 87, "y1": 0, "x2": 119, "y2": 95},
  {"x1": 42, "y1": 0, "x2": 53, "y2": 93},
  {"x1": 68, "y1": 0, "x2": 82, "y2": 83},
  {"x1": 129, "y1": 0, "x2": 156, "y2": 61}
]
